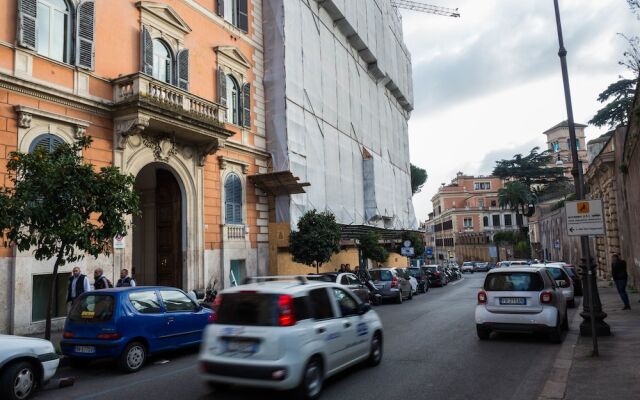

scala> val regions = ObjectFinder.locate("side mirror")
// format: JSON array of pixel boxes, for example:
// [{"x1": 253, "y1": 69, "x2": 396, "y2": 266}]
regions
[{"x1": 358, "y1": 303, "x2": 371, "y2": 315}]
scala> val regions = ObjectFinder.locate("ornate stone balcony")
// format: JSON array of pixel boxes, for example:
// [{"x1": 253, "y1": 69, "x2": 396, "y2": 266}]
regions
[{"x1": 223, "y1": 224, "x2": 247, "y2": 241}]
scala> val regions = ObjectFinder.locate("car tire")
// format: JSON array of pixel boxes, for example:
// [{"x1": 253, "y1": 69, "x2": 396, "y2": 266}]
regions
[
  {"x1": 408, "y1": 289, "x2": 413, "y2": 300},
  {"x1": 206, "y1": 381, "x2": 231, "y2": 393},
  {"x1": 476, "y1": 325, "x2": 491, "y2": 340},
  {"x1": 549, "y1": 314, "x2": 564, "y2": 344},
  {"x1": 568, "y1": 299, "x2": 575, "y2": 308},
  {"x1": 422, "y1": 284, "x2": 428, "y2": 294},
  {"x1": 396, "y1": 291, "x2": 403, "y2": 304},
  {"x1": 367, "y1": 331, "x2": 383, "y2": 367},
  {"x1": 118, "y1": 341, "x2": 147, "y2": 373},
  {"x1": 293, "y1": 356, "x2": 323, "y2": 400},
  {"x1": 0, "y1": 360, "x2": 37, "y2": 400}
]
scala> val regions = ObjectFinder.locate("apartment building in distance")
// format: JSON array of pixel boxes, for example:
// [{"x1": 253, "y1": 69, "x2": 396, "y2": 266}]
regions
[{"x1": 425, "y1": 173, "x2": 527, "y2": 264}]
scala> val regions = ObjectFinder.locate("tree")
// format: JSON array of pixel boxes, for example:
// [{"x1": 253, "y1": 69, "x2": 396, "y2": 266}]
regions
[
  {"x1": 358, "y1": 231, "x2": 388, "y2": 265},
  {"x1": 410, "y1": 163, "x2": 428, "y2": 195},
  {"x1": 0, "y1": 137, "x2": 140, "y2": 340},
  {"x1": 498, "y1": 181, "x2": 531, "y2": 227},
  {"x1": 289, "y1": 210, "x2": 342, "y2": 274},
  {"x1": 492, "y1": 147, "x2": 566, "y2": 190}
]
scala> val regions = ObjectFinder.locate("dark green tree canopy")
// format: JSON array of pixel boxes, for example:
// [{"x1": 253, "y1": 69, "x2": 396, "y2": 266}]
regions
[
  {"x1": 492, "y1": 147, "x2": 566, "y2": 189},
  {"x1": 0, "y1": 136, "x2": 139, "y2": 339},
  {"x1": 589, "y1": 78, "x2": 637, "y2": 128},
  {"x1": 358, "y1": 231, "x2": 388, "y2": 264},
  {"x1": 289, "y1": 210, "x2": 342, "y2": 273},
  {"x1": 498, "y1": 181, "x2": 531, "y2": 222},
  {"x1": 410, "y1": 163, "x2": 428, "y2": 195}
]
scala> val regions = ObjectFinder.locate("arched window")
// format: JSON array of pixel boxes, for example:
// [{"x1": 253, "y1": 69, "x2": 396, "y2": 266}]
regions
[
  {"x1": 224, "y1": 173, "x2": 243, "y2": 224},
  {"x1": 226, "y1": 75, "x2": 241, "y2": 125},
  {"x1": 152, "y1": 39, "x2": 173, "y2": 84},
  {"x1": 36, "y1": 0, "x2": 71, "y2": 62},
  {"x1": 29, "y1": 133, "x2": 64, "y2": 153},
  {"x1": 483, "y1": 216, "x2": 489, "y2": 227}
]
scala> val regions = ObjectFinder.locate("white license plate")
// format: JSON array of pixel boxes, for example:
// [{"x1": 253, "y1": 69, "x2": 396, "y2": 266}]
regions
[
  {"x1": 75, "y1": 345, "x2": 96, "y2": 354},
  {"x1": 500, "y1": 297, "x2": 526, "y2": 305},
  {"x1": 225, "y1": 340, "x2": 258, "y2": 354}
]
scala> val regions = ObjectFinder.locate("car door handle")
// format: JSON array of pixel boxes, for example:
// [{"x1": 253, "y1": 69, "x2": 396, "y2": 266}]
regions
[
  {"x1": 167, "y1": 317, "x2": 175, "y2": 324},
  {"x1": 316, "y1": 327, "x2": 326, "y2": 334},
  {"x1": 344, "y1": 322, "x2": 352, "y2": 328}
]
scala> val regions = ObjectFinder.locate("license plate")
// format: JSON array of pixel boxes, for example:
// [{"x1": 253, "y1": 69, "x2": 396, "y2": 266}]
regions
[
  {"x1": 225, "y1": 340, "x2": 258, "y2": 354},
  {"x1": 75, "y1": 345, "x2": 95, "y2": 354},
  {"x1": 500, "y1": 297, "x2": 526, "y2": 305}
]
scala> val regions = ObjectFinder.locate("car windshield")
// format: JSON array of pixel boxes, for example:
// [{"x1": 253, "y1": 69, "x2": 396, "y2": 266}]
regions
[
  {"x1": 370, "y1": 270, "x2": 392, "y2": 281},
  {"x1": 463, "y1": 262, "x2": 473, "y2": 266},
  {"x1": 216, "y1": 293, "x2": 279, "y2": 326},
  {"x1": 307, "y1": 274, "x2": 336, "y2": 282},
  {"x1": 484, "y1": 272, "x2": 544, "y2": 291},
  {"x1": 69, "y1": 295, "x2": 115, "y2": 323},
  {"x1": 407, "y1": 268, "x2": 421, "y2": 277}
]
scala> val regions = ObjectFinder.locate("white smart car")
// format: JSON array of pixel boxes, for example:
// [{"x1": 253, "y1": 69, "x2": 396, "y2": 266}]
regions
[
  {"x1": 0, "y1": 335, "x2": 60, "y2": 400},
  {"x1": 475, "y1": 267, "x2": 568, "y2": 343},
  {"x1": 199, "y1": 277, "x2": 384, "y2": 399}
]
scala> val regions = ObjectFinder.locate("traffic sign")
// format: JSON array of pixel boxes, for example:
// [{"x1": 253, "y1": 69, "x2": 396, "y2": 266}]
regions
[
  {"x1": 425, "y1": 247, "x2": 433, "y2": 256},
  {"x1": 565, "y1": 200, "x2": 605, "y2": 236},
  {"x1": 401, "y1": 247, "x2": 415, "y2": 257}
]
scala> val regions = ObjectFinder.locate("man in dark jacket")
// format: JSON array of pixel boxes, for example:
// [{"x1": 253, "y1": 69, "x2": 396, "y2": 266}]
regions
[
  {"x1": 116, "y1": 269, "x2": 136, "y2": 287},
  {"x1": 94, "y1": 268, "x2": 113, "y2": 290},
  {"x1": 612, "y1": 254, "x2": 631, "y2": 310},
  {"x1": 67, "y1": 267, "x2": 90, "y2": 312}
]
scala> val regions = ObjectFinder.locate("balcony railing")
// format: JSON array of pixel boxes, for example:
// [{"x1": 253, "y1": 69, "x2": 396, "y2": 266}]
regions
[
  {"x1": 224, "y1": 224, "x2": 247, "y2": 241},
  {"x1": 114, "y1": 73, "x2": 226, "y2": 123}
]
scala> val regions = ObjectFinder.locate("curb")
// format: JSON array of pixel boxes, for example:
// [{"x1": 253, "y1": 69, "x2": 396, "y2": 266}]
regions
[{"x1": 537, "y1": 305, "x2": 582, "y2": 400}]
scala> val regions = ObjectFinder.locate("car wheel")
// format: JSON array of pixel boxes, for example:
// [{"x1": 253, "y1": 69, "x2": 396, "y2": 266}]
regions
[
  {"x1": 118, "y1": 341, "x2": 146, "y2": 373},
  {"x1": 367, "y1": 331, "x2": 383, "y2": 366},
  {"x1": 476, "y1": 325, "x2": 491, "y2": 340},
  {"x1": 422, "y1": 283, "x2": 428, "y2": 294},
  {"x1": 294, "y1": 356, "x2": 323, "y2": 400},
  {"x1": 396, "y1": 291, "x2": 403, "y2": 304},
  {"x1": 408, "y1": 289, "x2": 413, "y2": 300},
  {"x1": 549, "y1": 314, "x2": 564, "y2": 344},
  {"x1": 0, "y1": 361, "x2": 37, "y2": 400}
]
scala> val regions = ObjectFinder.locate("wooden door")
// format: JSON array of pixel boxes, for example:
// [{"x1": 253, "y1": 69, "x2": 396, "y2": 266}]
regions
[{"x1": 156, "y1": 169, "x2": 182, "y2": 288}]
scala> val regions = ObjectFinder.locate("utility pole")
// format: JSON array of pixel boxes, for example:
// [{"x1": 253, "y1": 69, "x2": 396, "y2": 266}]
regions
[{"x1": 552, "y1": 0, "x2": 610, "y2": 357}]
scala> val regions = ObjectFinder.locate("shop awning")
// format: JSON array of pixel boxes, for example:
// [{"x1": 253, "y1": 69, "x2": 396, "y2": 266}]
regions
[{"x1": 248, "y1": 171, "x2": 310, "y2": 196}]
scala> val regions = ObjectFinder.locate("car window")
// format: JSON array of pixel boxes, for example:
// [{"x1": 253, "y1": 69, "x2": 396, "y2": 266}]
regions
[
  {"x1": 294, "y1": 296, "x2": 311, "y2": 321},
  {"x1": 309, "y1": 288, "x2": 335, "y2": 320},
  {"x1": 407, "y1": 268, "x2": 421, "y2": 278},
  {"x1": 160, "y1": 290, "x2": 197, "y2": 312},
  {"x1": 332, "y1": 288, "x2": 359, "y2": 317},
  {"x1": 216, "y1": 293, "x2": 277, "y2": 326},
  {"x1": 547, "y1": 268, "x2": 568, "y2": 280},
  {"x1": 370, "y1": 270, "x2": 392, "y2": 281},
  {"x1": 340, "y1": 275, "x2": 349, "y2": 285},
  {"x1": 347, "y1": 274, "x2": 360, "y2": 285},
  {"x1": 484, "y1": 272, "x2": 544, "y2": 291},
  {"x1": 69, "y1": 295, "x2": 114, "y2": 323},
  {"x1": 129, "y1": 291, "x2": 161, "y2": 314}
]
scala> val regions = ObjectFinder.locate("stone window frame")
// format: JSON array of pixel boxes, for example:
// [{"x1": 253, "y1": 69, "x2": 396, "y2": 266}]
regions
[
  {"x1": 219, "y1": 156, "x2": 249, "y2": 227},
  {"x1": 15, "y1": 105, "x2": 89, "y2": 154},
  {"x1": 215, "y1": 46, "x2": 251, "y2": 129}
]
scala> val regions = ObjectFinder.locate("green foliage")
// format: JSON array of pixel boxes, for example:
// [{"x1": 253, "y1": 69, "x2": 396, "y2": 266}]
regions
[
  {"x1": 498, "y1": 181, "x2": 531, "y2": 221},
  {"x1": 402, "y1": 231, "x2": 425, "y2": 258},
  {"x1": 358, "y1": 231, "x2": 388, "y2": 264},
  {"x1": 410, "y1": 164, "x2": 428, "y2": 195},
  {"x1": 289, "y1": 210, "x2": 342, "y2": 273},
  {"x1": 589, "y1": 78, "x2": 637, "y2": 128},
  {"x1": 493, "y1": 231, "x2": 516, "y2": 245},
  {"x1": 0, "y1": 137, "x2": 140, "y2": 339},
  {"x1": 492, "y1": 147, "x2": 566, "y2": 190}
]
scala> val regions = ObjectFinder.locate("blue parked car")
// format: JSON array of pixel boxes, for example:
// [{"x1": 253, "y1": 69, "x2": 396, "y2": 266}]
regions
[{"x1": 61, "y1": 286, "x2": 214, "y2": 373}]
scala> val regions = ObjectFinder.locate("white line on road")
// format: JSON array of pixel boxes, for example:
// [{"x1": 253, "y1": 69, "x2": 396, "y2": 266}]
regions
[{"x1": 449, "y1": 277, "x2": 465, "y2": 286}]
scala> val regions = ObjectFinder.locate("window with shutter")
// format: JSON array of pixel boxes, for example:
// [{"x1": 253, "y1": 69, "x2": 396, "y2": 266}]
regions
[
  {"x1": 218, "y1": 68, "x2": 227, "y2": 107},
  {"x1": 151, "y1": 39, "x2": 173, "y2": 83},
  {"x1": 224, "y1": 174, "x2": 243, "y2": 224},
  {"x1": 18, "y1": 0, "x2": 38, "y2": 50},
  {"x1": 242, "y1": 82, "x2": 251, "y2": 127},
  {"x1": 176, "y1": 49, "x2": 189, "y2": 90},
  {"x1": 237, "y1": 0, "x2": 248, "y2": 32},
  {"x1": 76, "y1": 0, "x2": 95, "y2": 70},
  {"x1": 141, "y1": 26, "x2": 154, "y2": 75},
  {"x1": 35, "y1": 0, "x2": 71, "y2": 63},
  {"x1": 217, "y1": 0, "x2": 224, "y2": 17},
  {"x1": 29, "y1": 134, "x2": 64, "y2": 153},
  {"x1": 226, "y1": 75, "x2": 240, "y2": 125}
]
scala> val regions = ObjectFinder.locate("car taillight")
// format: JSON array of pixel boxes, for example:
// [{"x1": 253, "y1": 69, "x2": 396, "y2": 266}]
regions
[
  {"x1": 207, "y1": 312, "x2": 216, "y2": 324},
  {"x1": 96, "y1": 333, "x2": 121, "y2": 340},
  {"x1": 211, "y1": 294, "x2": 223, "y2": 322},
  {"x1": 477, "y1": 290, "x2": 487, "y2": 304},
  {"x1": 540, "y1": 291, "x2": 553, "y2": 304},
  {"x1": 63, "y1": 331, "x2": 75, "y2": 339},
  {"x1": 390, "y1": 276, "x2": 398, "y2": 288},
  {"x1": 278, "y1": 294, "x2": 296, "y2": 327}
]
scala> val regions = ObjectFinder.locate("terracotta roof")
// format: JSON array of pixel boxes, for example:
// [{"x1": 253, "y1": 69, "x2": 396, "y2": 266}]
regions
[{"x1": 542, "y1": 120, "x2": 588, "y2": 134}]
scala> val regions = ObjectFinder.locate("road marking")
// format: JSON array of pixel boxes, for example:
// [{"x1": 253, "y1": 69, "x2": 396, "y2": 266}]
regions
[{"x1": 449, "y1": 277, "x2": 465, "y2": 286}]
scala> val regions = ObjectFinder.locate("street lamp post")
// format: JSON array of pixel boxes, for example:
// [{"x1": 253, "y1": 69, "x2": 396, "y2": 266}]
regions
[{"x1": 552, "y1": 0, "x2": 610, "y2": 355}]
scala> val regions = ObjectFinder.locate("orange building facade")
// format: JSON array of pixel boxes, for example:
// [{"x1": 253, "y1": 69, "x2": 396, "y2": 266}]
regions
[{"x1": 0, "y1": 0, "x2": 269, "y2": 334}]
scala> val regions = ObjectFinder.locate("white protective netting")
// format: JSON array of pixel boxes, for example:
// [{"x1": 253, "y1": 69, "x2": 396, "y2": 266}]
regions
[{"x1": 263, "y1": 0, "x2": 417, "y2": 230}]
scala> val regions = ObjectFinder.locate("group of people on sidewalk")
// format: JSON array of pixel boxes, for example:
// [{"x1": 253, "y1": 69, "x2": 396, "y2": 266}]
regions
[{"x1": 66, "y1": 267, "x2": 136, "y2": 309}]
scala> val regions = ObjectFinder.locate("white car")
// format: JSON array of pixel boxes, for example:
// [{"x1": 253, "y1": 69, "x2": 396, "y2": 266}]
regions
[
  {"x1": 462, "y1": 262, "x2": 475, "y2": 273},
  {"x1": 475, "y1": 267, "x2": 568, "y2": 343},
  {"x1": 532, "y1": 264, "x2": 575, "y2": 308},
  {"x1": 0, "y1": 335, "x2": 60, "y2": 400},
  {"x1": 199, "y1": 278, "x2": 384, "y2": 399}
]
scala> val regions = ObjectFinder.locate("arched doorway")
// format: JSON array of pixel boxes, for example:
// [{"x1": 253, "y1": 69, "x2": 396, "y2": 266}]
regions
[{"x1": 132, "y1": 165, "x2": 184, "y2": 288}]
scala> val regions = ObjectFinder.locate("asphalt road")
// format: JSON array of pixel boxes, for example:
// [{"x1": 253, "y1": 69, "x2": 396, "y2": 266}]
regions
[{"x1": 37, "y1": 273, "x2": 578, "y2": 400}]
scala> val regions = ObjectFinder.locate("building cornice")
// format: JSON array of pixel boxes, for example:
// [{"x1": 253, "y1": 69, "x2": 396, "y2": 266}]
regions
[{"x1": 225, "y1": 140, "x2": 270, "y2": 159}]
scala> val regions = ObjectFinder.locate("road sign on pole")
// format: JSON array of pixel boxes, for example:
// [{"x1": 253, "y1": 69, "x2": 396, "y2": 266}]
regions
[{"x1": 565, "y1": 200, "x2": 605, "y2": 236}]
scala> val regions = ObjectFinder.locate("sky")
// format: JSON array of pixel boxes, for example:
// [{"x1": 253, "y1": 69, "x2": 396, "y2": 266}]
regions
[{"x1": 400, "y1": 0, "x2": 638, "y2": 222}]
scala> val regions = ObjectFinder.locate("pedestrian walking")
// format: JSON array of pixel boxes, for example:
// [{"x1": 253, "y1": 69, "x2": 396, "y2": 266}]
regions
[
  {"x1": 67, "y1": 266, "x2": 89, "y2": 312},
  {"x1": 116, "y1": 269, "x2": 136, "y2": 287},
  {"x1": 611, "y1": 254, "x2": 631, "y2": 310},
  {"x1": 93, "y1": 267, "x2": 113, "y2": 290}
]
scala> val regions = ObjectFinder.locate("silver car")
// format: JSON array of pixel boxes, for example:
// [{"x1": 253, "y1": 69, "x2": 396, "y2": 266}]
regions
[
  {"x1": 532, "y1": 264, "x2": 575, "y2": 308},
  {"x1": 370, "y1": 268, "x2": 413, "y2": 304},
  {"x1": 475, "y1": 267, "x2": 568, "y2": 343}
]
